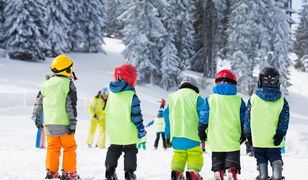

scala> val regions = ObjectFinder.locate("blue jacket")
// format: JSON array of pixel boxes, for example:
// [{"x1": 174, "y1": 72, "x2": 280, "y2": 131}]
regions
[
  {"x1": 164, "y1": 91, "x2": 207, "y2": 150},
  {"x1": 109, "y1": 80, "x2": 146, "y2": 138},
  {"x1": 244, "y1": 87, "x2": 289, "y2": 137},
  {"x1": 199, "y1": 83, "x2": 246, "y2": 127}
]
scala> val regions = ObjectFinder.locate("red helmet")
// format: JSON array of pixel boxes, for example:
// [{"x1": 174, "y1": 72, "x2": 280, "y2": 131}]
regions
[
  {"x1": 114, "y1": 64, "x2": 137, "y2": 87},
  {"x1": 215, "y1": 69, "x2": 237, "y2": 85}
]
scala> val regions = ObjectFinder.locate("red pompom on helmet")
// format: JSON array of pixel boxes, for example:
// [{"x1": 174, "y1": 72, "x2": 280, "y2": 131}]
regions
[
  {"x1": 114, "y1": 64, "x2": 137, "y2": 87},
  {"x1": 215, "y1": 69, "x2": 237, "y2": 85}
]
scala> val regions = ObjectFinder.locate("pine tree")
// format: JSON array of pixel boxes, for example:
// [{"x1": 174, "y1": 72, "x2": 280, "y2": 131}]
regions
[
  {"x1": 122, "y1": 0, "x2": 166, "y2": 84},
  {"x1": 46, "y1": 0, "x2": 71, "y2": 56},
  {"x1": 104, "y1": 0, "x2": 124, "y2": 38},
  {"x1": 294, "y1": 3, "x2": 308, "y2": 69},
  {"x1": 0, "y1": 0, "x2": 5, "y2": 48},
  {"x1": 227, "y1": 0, "x2": 259, "y2": 95},
  {"x1": 3, "y1": 0, "x2": 48, "y2": 61},
  {"x1": 160, "y1": 34, "x2": 181, "y2": 90},
  {"x1": 268, "y1": 6, "x2": 292, "y2": 94},
  {"x1": 83, "y1": 0, "x2": 106, "y2": 53}
]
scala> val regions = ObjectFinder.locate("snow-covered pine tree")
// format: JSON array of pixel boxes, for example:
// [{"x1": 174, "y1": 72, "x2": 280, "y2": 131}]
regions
[
  {"x1": 161, "y1": 34, "x2": 181, "y2": 90},
  {"x1": 83, "y1": 0, "x2": 106, "y2": 53},
  {"x1": 294, "y1": 3, "x2": 308, "y2": 70},
  {"x1": 46, "y1": 0, "x2": 71, "y2": 56},
  {"x1": 104, "y1": 0, "x2": 124, "y2": 38},
  {"x1": 227, "y1": 0, "x2": 259, "y2": 95},
  {"x1": 122, "y1": 0, "x2": 166, "y2": 84},
  {"x1": 302, "y1": 55, "x2": 308, "y2": 71},
  {"x1": 67, "y1": 0, "x2": 86, "y2": 52},
  {"x1": 0, "y1": 0, "x2": 4, "y2": 48},
  {"x1": 3, "y1": 0, "x2": 48, "y2": 61},
  {"x1": 268, "y1": 6, "x2": 292, "y2": 94}
]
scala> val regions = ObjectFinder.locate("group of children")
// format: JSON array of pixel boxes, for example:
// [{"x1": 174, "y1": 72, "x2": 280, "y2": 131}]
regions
[{"x1": 32, "y1": 54, "x2": 289, "y2": 180}]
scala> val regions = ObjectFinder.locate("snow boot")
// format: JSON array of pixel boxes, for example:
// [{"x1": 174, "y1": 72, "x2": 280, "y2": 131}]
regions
[
  {"x1": 214, "y1": 170, "x2": 225, "y2": 180},
  {"x1": 227, "y1": 167, "x2": 238, "y2": 180},
  {"x1": 45, "y1": 169, "x2": 60, "y2": 179},
  {"x1": 255, "y1": 163, "x2": 269, "y2": 180},
  {"x1": 60, "y1": 170, "x2": 80, "y2": 180},
  {"x1": 105, "y1": 166, "x2": 118, "y2": 180},
  {"x1": 186, "y1": 170, "x2": 203, "y2": 180},
  {"x1": 270, "y1": 160, "x2": 284, "y2": 180},
  {"x1": 125, "y1": 171, "x2": 136, "y2": 180},
  {"x1": 171, "y1": 170, "x2": 185, "y2": 180}
]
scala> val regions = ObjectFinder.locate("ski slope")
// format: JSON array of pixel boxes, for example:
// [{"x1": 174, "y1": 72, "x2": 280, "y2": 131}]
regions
[{"x1": 0, "y1": 38, "x2": 307, "y2": 180}]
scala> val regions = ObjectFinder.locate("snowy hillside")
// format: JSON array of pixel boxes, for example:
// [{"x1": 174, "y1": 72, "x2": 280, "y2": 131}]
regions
[{"x1": 0, "y1": 38, "x2": 307, "y2": 180}]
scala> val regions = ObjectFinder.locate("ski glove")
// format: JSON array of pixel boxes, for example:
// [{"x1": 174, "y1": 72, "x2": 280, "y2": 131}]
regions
[
  {"x1": 198, "y1": 123, "x2": 208, "y2": 142},
  {"x1": 67, "y1": 128, "x2": 76, "y2": 135},
  {"x1": 166, "y1": 138, "x2": 172, "y2": 148},
  {"x1": 137, "y1": 137, "x2": 147, "y2": 150},
  {"x1": 273, "y1": 133, "x2": 284, "y2": 146},
  {"x1": 93, "y1": 114, "x2": 98, "y2": 119},
  {"x1": 35, "y1": 117, "x2": 43, "y2": 129}
]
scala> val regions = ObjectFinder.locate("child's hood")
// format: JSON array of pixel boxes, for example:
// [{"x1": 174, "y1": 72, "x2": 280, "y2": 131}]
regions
[
  {"x1": 212, "y1": 83, "x2": 237, "y2": 95},
  {"x1": 255, "y1": 87, "x2": 282, "y2": 102},
  {"x1": 109, "y1": 80, "x2": 135, "y2": 93}
]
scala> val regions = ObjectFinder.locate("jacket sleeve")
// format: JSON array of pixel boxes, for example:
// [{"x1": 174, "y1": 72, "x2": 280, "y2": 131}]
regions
[
  {"x1": 244, "y1": 99, "x2": 252, "y2": 137},
  {"x1": 66, "y1": 80, "x2": 78, "y2": 129},
  {"x1": 32, "y1": 91, "x2": 43, "y2": 122},
  {"x1": 87, "y1": 98, "x2": 96, "y2": 116},
  {"x1": 164, "y1": 106, "x2": 170, "y2": 138},
  {"x1": 240, "y1": 98, "x2": 247, "y2": 130},
  {"x1": 199, "y1": 97, "x2": 209, "y2": 125},
  {"x1": 197, "y1": 96, "x2": 207, "y2": 123},
  {"x1": 131, "y1": 94, "x2": 145, "y2": 133},
  {"x1": 276, "y1": 98, "x2": 290, "y2": 136}
]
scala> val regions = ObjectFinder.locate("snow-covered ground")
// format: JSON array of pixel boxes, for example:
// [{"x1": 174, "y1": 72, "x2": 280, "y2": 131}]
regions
[{"x1": 0, "y1": 38, "x2": 307, "y2": 179}]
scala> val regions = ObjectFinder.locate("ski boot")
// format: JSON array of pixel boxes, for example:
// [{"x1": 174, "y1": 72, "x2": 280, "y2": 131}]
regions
[
  {"x1": 186, "y1": 170, "x2": 203, "y2": 180},
  {"x1": 45, "y1": 169, "x2": 60, "y2": 179},
  {"x1": 214, "y1": 170, "x2": 225, "y2": 180},
  {"x1": 60, "y1": 170, "x2": 80, "y2": 180},
  {"x1": 171, "y1": 170, "x2": 185, "y2": 180},
  {"x1": 255, "y1": 163, "x2": 270, "y2": 180},
  {"x1": 270, "y1": 160, "x2": 285, "y2": 180},
  {"x1": 105, "y1": 166, "x2": 118, "y2": 180},
  {"x1": 125, "y1": 171, "x2": 136, "y2": 180},
  {"x1": 227, "y1": 167, "x2": 238, "y2": 180}
]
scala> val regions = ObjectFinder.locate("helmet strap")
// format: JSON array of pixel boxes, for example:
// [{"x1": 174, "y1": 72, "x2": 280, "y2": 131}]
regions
[{"x1": 72, "y1": 72, "x2": 78, "y2": 80}]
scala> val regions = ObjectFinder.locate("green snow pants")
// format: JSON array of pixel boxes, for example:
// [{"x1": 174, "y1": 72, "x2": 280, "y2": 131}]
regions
[{"x1": 171, "y1": 146, "x2": 203, "y2": 172}]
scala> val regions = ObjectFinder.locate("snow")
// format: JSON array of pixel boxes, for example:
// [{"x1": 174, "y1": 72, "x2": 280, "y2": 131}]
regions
[{"x1": 0, "y1": 38, "x2": 308, "y2": 179}]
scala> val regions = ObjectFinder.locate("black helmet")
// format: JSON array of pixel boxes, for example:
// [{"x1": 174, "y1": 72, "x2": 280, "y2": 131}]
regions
[{"x1": 258, "y1": 67, "x2": 280, "y2": 88}]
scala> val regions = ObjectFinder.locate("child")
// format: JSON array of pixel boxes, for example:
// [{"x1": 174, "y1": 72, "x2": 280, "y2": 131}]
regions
[
  {"x1": 87, "y1": 88, "x2": 108, "y2": 148},
  {"x1": 146, "y1": 108, "x2": 167, "y2": 149},
  {"x1": 105, "y1": 64, "x2": 146, "y2": 180},
  {"x1": 244, "y1": 67, "x2": 289, "y2": 180},
  {"x1": 198, "y1": 69, "x2": 246, "y2": 180},
  {"x1": 32, "y1": 55, "x2": 79, "y2": 179},
  {"x1": 164, "y1": 77, "x2": 206, "y2": 180}
]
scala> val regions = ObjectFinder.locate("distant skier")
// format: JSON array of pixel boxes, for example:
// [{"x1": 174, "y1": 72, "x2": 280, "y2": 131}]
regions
[
  {"x1": 146, "y1": 108, "x2": 167, "y2": 149},
  {"x1": 32, "y1": 55, "x2": 80, "y2": 179},
  {"x1": 198, "y1": 69, "x2": 246, "y2": 180},
  {"x1": 164, "y1": 77, "x2": 206, "y2": 180},
  {"x1": 244, "y1": 67, "x2": 289, "y2": 180},
  {"x1": 105, "y1": 64, "x2": 147, "y2": 180},
  {"x1": 87, "y1": 88, "x2": 108, "y2": 149}
]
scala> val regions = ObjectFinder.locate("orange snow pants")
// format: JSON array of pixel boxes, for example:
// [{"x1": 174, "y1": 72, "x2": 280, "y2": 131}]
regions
[{"x1": 46, "y1": 134, "x2": 77, "y2": 173}]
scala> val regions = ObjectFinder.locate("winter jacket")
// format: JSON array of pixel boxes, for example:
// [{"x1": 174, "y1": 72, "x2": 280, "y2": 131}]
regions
[
  {"x1": 244, "y1": 87, "x2": 289, "y2": 138},
  {"x1": 32, "y1": 75, "x2": 77, "y2": 136},
  {"x1": 108, "y1": 80, "x2": 146, "y2": 138},
  {"x1": 164, "y1": 88, "x2": 206, "y2": 150},
  {"x1": 147, "y1": 109, "x2": 165, "y2": 132},
  {"x1": 88, "y1": 96, "x2": 106, "y2": 119}
]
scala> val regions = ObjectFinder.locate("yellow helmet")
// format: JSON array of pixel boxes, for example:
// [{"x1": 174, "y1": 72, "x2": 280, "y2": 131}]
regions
[{"x1": 50, "y1": 55, "x2": 74, "y2": 77}]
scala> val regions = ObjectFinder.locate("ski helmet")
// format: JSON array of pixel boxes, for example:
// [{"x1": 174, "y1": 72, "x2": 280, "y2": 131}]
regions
[
  {"x1": 215, "y1": 69, "x2": 237, "y2": 85},
  {"x1": 258, "y1": 67, "x2": 280, "y2": 88},
  {"x1": 114, "y1": 64, "x2": 137, "y2": 87},
  {"x1": 102, "y1": 87, "x2": 108, "y2": 94},
  {"x1": 179, "y1": 76, "x2": 199, "y2": 93},
  {"x1": 50, "y1": 55, "x2": 74, "y2": 77}
]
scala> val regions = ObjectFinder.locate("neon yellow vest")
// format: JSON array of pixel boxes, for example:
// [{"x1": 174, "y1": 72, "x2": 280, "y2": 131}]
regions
[
  {"x1": 206, "y1": 94, "x2": 242, "y2": 152},
  {"x1": 41, "y1": 76, "x2": 70, "y2": 125},
  {"x1": 106, "y1": 90, "x2": 139, "y2": 145},
  {"x1": 154, "y1": 117, "x2": 165, "y2": 132},
  {"x1": 250, "y1": 94, "x2": 284, "y2": 148},
  {"x1": 169, "y1": 88, "x2": 200, "y2": 142}
]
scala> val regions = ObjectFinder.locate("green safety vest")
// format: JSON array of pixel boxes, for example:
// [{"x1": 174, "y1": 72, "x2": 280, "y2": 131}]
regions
[
  {"x1": 106, "y1": 90, "x2": 139, "y2": 145},
  {"x1": 206, "y1": 94, "x2": 242, "y2": 152},
  {"x1": 41, "y1": 76, "x2": 70, "y2": 125},
  {"x1": 169, "y1": 88, "x2": 200, "y2": 142},
  {"x1": 154, "y1": 117, "x2": 165, "y2": 132},
  {"x1": 250, "y1": 94, "x2": 284, "y2": 148}
]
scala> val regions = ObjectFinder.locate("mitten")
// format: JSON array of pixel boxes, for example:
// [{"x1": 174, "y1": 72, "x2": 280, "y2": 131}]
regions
[
  {"x1": 273, "y1": 133, "x2": 284, "y2": 146},
  {"x1": 35, "y1": 117, "x2": 43, "y2": 128}
]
